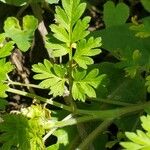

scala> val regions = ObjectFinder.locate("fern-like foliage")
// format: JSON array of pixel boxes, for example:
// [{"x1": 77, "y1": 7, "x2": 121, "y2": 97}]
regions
[
  {"x1": 120, "y1": 115, "x2": 150, "y2": 150},
  {"x1": 33, "y1": 0, "x2": 104, "y2": 101}
]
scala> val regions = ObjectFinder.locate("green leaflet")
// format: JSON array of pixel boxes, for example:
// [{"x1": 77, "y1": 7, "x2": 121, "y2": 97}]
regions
[
  {"x1": 120, "y1": 115, "x2": 150, "y2": 150},
  {"x1": 4, "y1": 15, "x2": 38, "y2": 52},
  {"x1": 72, "y1": 68, "x2": 106, "y2": 101},
  {"x1": 73, "y1": 37, "x2": 102, "y2": 69},
  {"x1": 103, "y1": 1, "x2": 129, "y2": 28},
  {"x1": 49, "y1": 0, "x2": 89, "y2": 45},
  {"x1": 0, "y1": 59, "x2": 13, "y2": 82},
  {"x1": 61, "y1": 0, "x2": 86, "y2": 29},
  {"x1": 0, "y1": 59, "x2": 13, "y2": 98},
  {"x1": 50, "y1": 24, "x2": 70, "y2": 43},
  {"x1": 46, "y1": 42, "x2": 69, "y2": 57},
  {"x1": 0, "y1": 33, "x2": 14, "y2": 58},
  {"x1": 0, "y1": 83, "x2": 8, "y2": 98},
  {"x1": 32, "y1": 59, "x2": 68, "y2": 97},
  {"x1": 71, "y1": 16, "x2": 91, "y2": 43}
]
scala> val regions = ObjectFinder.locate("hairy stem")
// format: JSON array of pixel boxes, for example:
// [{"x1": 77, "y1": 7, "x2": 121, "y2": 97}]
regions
[
  {"x1": 7, "y1": 88, "x2": 72, "y2": 112},
  {"x1": 6, "y1": 80, "x2": 43, "y2": 89},
  {"x1": 6, "y1": 88, "x2": 150, "y2": 120}
]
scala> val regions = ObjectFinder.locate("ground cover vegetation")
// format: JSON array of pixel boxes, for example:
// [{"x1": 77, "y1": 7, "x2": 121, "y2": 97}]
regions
[{"x1": 0, "y1": 0, "x2": 150, "y2": 149}]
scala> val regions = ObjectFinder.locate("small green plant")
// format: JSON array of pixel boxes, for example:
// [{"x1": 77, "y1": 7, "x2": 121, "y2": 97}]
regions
[{"x1": 0, "y1": 0, "x2": 150, "y2": 149}]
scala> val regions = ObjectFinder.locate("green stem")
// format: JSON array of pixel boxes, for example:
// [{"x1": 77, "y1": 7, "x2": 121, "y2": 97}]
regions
[
  {"x1": 54, "y1": 115, "x2": 99, "y2": 128},
  {"x1": 6, "y1": 88, "x2": 150, "y2": 120},
  {"x1": 92, "y1": 98, "x2": 135, "y2": 106},
  {"x1": 77, "y1": 119, "x2": 114, "y2": 150},
  {"x1": 7, "y1": 88, "x2": 72, "y2": 112},
  {"x1": 6, "y1": 81, "x2": 43, "y2": 89},
  {"x1": 43, "y1": 114, "x2": 73, "y2": 142},
  {"x1": 76, "y1": 102, "x2": 150, "y2": 118}
]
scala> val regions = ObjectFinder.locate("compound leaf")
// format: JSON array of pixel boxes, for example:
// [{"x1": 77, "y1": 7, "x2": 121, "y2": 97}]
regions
[
  {"x1": 32, "y1": 59, "x2": 68, "y2": 97},
  {"x1": 72, "y1": 68, "x2": 105, "y2": 101},
  {"x1": 49, "y1": 0, "x2": 89, "y2": 46},
  {"x1": 73, "y1": 37, "x2": 102, "y2": 69},
  {"x1": 4, "y1": 15, "x2": 38, "y2": 52}
]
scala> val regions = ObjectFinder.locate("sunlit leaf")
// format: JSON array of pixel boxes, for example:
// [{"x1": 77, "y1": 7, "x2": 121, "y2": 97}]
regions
[
  {"x1": 72, "y1": 68, "x2": 105, "y2": 101},
  {"x1": 32, "y1": 59, "x2": 68, "y2": 97},
  {"x1": 4, "y1": 15, "x2": 38, "y2": 52},
  {"x1": 73, "y1": 37, "x2": 102, "y2": 69}
]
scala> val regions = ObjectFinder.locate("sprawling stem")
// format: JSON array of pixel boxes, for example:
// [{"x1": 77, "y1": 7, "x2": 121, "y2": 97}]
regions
[
  {"x1": 7, "y1": 88, "x2": 150, "y2": 119},
  {"x1": 7, "y1": 88, "x2": 72, "y2": 112},
  {"x1": 68, "y1": 47, "x2": 76, "y2": 111},
  {"x1": 6, "y1": 80, "x2": 43, "y2": 89}
]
